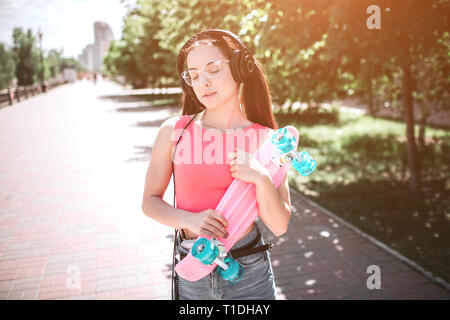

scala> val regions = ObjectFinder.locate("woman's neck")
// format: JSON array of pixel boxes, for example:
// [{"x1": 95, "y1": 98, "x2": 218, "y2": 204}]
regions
[{"x1": 199, "y1": 101, "x2": 250, "y2": 131}]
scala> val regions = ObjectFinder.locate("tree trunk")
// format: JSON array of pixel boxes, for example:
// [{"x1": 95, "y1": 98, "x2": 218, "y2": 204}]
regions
[
  {"x1": 368, "y1": 79, "x2": 375, "y2": 116},
  {"x1": 418, "y1": 107, "x2": 429, "y2": 149},
  {"x1": 402, "y1": 63, "x2": 422, "y2": 195}
]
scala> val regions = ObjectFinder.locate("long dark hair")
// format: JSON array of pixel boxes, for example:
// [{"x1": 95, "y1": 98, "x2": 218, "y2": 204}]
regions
[{"x1": 177, "y1": 32, "x2": 278, "y2": 129}]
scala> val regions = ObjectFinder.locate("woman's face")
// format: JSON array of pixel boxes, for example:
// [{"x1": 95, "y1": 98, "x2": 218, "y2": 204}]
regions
[{"x1": 186, "y1": 43, "x2": 239, "y2": 109}]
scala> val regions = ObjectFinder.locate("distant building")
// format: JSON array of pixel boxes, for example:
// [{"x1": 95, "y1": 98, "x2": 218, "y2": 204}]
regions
[
  {"x1": 79, "y1": 44, "x2": 95, "y2": 71},
  {"x1": 78, "y1": 21, "x2": 113, "y2": 72},
  {"x1": 93, "y1": 22, "x2": 113, "y2": 72}
]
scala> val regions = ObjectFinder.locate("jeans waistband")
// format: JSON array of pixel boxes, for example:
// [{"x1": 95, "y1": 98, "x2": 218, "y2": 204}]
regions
[{"x1": 231, "y1": 223, "x2": 261, "y2": 250}]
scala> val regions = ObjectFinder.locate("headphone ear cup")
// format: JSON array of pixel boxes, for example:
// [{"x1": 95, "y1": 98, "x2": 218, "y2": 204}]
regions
[
  {"x1": 237, "y1": 50, "x2": 247, "y2": 81},
  {"x1": 231, "y1": 49, "x2": 255, "y2": 83},
  {"x1": 230, "y1": 49, "x2": 242, "y2": 83},
  {"x1": 242, "y1": 53, "x2": 255, "y2": 79}
]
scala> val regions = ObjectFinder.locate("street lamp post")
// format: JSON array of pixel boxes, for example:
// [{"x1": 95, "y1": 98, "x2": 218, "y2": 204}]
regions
[{"x1": 37, "y1": 27, "x2": 46, "y2": 93}]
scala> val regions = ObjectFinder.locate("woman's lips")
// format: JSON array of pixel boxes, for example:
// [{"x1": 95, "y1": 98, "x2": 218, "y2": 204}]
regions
[{"x1": 203, "y1": 92, "x2": 217, "y2": 98}]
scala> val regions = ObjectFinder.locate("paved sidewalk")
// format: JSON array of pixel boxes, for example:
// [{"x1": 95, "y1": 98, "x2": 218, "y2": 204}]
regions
[
  {"x1": 0, "y1": 80, "x2": 448, "y2": 300},
  {"x1": 261, "y1": 190, "x2": 450, "y2": 299}
]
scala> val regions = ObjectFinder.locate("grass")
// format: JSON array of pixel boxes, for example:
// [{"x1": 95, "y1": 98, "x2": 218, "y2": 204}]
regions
[{"x1": 275, "y1": 105, "x2": 450, "y2": 284}]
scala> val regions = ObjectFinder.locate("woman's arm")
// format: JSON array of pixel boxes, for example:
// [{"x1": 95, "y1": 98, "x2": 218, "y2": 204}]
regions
[
  {"x1": 255, "y1": 172, "x2": 291, "y2": 237},
  {"x1": 141, "y1": 116, "x2": 194, "y2": 229}
]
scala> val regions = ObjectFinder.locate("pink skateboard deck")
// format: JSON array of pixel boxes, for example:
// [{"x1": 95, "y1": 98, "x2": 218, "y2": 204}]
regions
[{"x1": 175, "y1": 126, "x2": 299, "y2": 281}]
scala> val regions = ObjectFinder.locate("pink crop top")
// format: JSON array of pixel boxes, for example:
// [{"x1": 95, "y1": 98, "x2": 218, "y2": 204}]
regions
[{"x1": 172, "y1": 114, "x2": 270, "y2": 213}]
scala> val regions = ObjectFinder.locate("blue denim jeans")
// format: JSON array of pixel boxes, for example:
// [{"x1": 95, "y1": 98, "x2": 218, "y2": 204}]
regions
[{"x1": 176, "y1": 223, "x2": 277, "y2": 300}]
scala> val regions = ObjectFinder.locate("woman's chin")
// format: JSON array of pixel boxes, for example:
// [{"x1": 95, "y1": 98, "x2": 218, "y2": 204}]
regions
[{"x1": 201, "y1": 100, "x2": 221, "y2": 109}]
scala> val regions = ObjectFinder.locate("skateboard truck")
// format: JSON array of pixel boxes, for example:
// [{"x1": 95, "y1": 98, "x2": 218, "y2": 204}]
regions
[
  {"x1": 191, "y1": 237, "x2": 244, "y2": 284},
  {"x1": 271, "y1": 127, "x2": 317, "y2": 176}
]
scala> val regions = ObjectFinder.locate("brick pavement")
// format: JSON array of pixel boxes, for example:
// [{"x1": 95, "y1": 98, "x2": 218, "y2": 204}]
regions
[{"x1": 0, "y1": 79, "x2": 448, "y2": 300}]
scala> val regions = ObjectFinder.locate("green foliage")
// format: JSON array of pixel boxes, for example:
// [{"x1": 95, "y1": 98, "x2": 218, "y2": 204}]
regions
[
  {"x1": 60, "y1": 57, "x2": 85, "y2": 73},
  {"x1": 45, "y1": 49, "x2": 63, "y2": 79},
  {"x1": 0, "y1": 42, "x2": 16, "y2": 90},
  {"x1": 12, "y1": 27, "x2": 40, "y2": 86},
  {"x1": 277, "y1": 108, "x2": 449, "y2": 186},
  {"x1": 277, "y1": 109, "x2": 450, "y2": 281},
  {"x1": 109, "y1": 0, "x2": 447, "y2": 118},
  {"x1": 104, "y1": 0, "x2": 180, "y2": 88},
  {"x1": 324, "y1": 0, "x2": 448, "y2": 114},
  {"x1": 1, "y1": 27, "x2": 87, "y2": 89},
  {"x1": 412, "y1": 31, "x2": 450, "y2": 114},
  {"x1": 275, "y1": 104, "x2": 340, "y2": 127}
]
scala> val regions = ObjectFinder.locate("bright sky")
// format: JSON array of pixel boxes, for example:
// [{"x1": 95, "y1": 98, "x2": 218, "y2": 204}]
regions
[{"x1": 0, "y1": 0, "x2": 130, "y2": 58}]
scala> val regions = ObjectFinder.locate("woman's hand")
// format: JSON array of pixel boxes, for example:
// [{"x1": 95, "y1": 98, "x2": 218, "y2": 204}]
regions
[
  {"x1": 186, "y1": 209, "x2": 229, "y2": 238},
  {"x1": 228, "y1": 147, "x2": 271, "y2": 185}
]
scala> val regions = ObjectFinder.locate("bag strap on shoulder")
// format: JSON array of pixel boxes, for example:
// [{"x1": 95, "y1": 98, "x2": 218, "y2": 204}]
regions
[{"x1": 171, "y1": 111, "x2": 200, "y2": 300}]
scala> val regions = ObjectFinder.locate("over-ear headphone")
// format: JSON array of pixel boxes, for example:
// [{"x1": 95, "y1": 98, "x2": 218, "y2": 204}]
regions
[{"x1": 176, "y1": 29, "x2": 256, "y2": 108}]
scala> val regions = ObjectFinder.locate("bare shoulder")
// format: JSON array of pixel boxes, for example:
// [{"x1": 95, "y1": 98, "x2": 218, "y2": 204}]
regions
[
  {"x1": 152, "y1": 115, "x2": 184, "y2": 153},
  {"x1": 159, "y1": 115, "x2": 186, "y2": 138},
  {"x1": 161, "y1": 115, "x2": 183, "y2": 129},
  {"x1": 157, "y1": 115, "x2": 189, "y2": 160}
]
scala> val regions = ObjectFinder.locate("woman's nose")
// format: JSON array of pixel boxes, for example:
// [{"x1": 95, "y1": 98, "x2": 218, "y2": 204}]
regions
[{"x1": 198, "y1": 71, "x2": 210, "y2": 86}]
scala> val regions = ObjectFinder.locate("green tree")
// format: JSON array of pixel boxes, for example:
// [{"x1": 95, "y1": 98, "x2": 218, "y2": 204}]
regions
[
  {"x1": 104, "y1": 0, "x2": 174, "y2": 88},
  {"x1": 412, "y1": 31, "x2": 450, "y2": 149},
  {"x1": 60, "y1": 57, "x2": 84, "y2": 73},
  {"x1": 253, "y1": 1, "x2": 344, "y2": 109},
  {"x1": 0, "y1": 43, "x2": 16, "y2": 90},
  {"x1": 12, "y1": 27, "x2": 40, "y2": 86},
  {"x1": 45, "y1": 49, "x2": 64, "y2": 79},
  {"x1": 106, "y1": 0, "x2": 246, "y2": 88},
  {"x1": 328, "y1": 0, "x2": 448, "y2": 195},
  {"x1": 239, "y1": 0, "x2": 448, "y2": 195}
]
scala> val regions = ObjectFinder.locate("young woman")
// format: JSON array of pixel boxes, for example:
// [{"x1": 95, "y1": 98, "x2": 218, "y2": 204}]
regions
[{"x1": 141, "y1": 30, "x2": 292, "y2": 300}]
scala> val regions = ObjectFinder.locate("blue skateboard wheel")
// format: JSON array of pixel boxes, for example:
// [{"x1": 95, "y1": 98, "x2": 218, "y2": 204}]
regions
[
  {"x1": 192, "y1": 237, "x2": 218, "y2": 265},
  {"x1": 217, "y1": 257, "x2": 244, "y2": 284},
  {"x1": 292, "y1": 151, "x2": 316, "y2": 176},
  {"x1": 272, "y1": 128, "x2": 297, "y2": 154}
]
